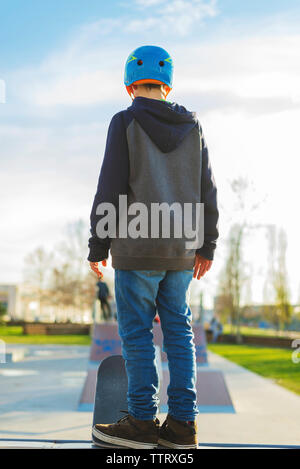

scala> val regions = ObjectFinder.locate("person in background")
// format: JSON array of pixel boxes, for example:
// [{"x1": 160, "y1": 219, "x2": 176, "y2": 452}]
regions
[
  {"x1": 210, "y1": 316, "x2": 223, "y2": 343},
  {"x1": 96, "y1": 279, "x2": 112, "y2": 321}
]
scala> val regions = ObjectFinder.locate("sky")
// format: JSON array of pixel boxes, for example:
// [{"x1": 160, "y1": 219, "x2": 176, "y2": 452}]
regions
[{"x1": 1, "y1": 0, "x2": 300, "y2": 307}]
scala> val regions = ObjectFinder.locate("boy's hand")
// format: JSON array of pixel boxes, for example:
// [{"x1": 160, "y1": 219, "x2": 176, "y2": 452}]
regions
[
  {"x1": 193, "y1": 254, "x2": 212, "y2": 280},
  {"x1": 89, "y1": 260, "x2": 107, "y2": 279}
]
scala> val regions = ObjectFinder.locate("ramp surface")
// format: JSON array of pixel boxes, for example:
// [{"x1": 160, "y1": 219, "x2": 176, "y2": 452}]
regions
[
  {"x1": 159, "y1": 364, "x2": 235, "y2": 414},
  {"x1": 89, "y1": 323, "x2": 208, "y2": 364},
  {"x1": 90, "y1": 323, "x2": 122, "y2": 362},
  {"x1": 80, "y1": 322, "x2": 230, "y2": 412}
]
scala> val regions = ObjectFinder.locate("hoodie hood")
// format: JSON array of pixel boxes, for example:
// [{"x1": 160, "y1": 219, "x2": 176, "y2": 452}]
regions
[{"x1": 128, "y1": 96, "x2": 198, "y2": 153}]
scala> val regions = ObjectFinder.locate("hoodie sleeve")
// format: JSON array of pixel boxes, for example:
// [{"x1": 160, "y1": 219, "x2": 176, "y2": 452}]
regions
[
  {"x1": 87, "y1": 111, "x2": 129, "y2": 262},
  {"x1": 196, "y1": 125, "x2": 219, "y2": 260}
]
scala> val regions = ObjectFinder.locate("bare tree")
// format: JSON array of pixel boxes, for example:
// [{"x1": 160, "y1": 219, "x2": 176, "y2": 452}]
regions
[
  {"x1": 218, "y1": 223, "x2": 245, "y2": 341},
  {"x1": 55, "y1": 219, "x2": 95, "y2": 316},
  {"x1": 22, "y1": 220, "x2": 96, "y2": 322},
  {"x1": 263, "y1": 225, "x2": 277, "y2": 327},
  {"x1": 23, "y1": 246, "x2": 54, "y2": 319},
  {"x1": 217, "y1": 177, "x2": 262, "y2": 342},
  {"x1": 273, "y1": 229, "x2": 292, "y2": 331},
  {"x1": 263, "y1": 226, "x2": 293, "y2": 331}
]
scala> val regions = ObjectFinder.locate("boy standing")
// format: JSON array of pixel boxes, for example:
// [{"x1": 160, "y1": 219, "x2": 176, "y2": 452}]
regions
[{"x1": 88, "y1": 45, "x2": 219, "y2": 449}]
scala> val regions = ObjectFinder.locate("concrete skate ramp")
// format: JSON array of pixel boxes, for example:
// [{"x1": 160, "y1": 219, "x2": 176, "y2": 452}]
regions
[
  {"x1": 79, "y1": 322, "x2": 221, "y2": 412},
  {"x1": 153, "y1": 323, "x2": 208, "y2": 365},
  {"x1": 159, "y1": 365, "x2": 235, "y2": 414},
  {"x1": 89, "y1": 322, "x2": 207, "y2": 364},
  {"x1": 80, "y1": 322, "x2": 211, "y2": 411},
  {"x1": 79, "y1": 333, "x2": 232, "y2": 414},
  {"x1": 79, "y1": 365, "x2": 235, "y2": 414},
  {"x1": 78, "y1": 369, "x2": 98, "y2": 412},
  {"x1": 89, "y1": 323, "x2": 122, "y2": 362}
]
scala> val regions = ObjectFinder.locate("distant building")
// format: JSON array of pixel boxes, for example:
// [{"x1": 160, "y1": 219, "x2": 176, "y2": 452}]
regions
[{"x1": 213, "y1": 294, "x2": 300, "y2": 328}]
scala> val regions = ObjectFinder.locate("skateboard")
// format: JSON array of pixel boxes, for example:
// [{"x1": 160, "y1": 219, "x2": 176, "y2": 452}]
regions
[
  {"x1": 92, "y1": 355, "x2": 128, "y2": 448},
  {"x1": 92, "y1": 352, "x2": 166, "y2": 449}
]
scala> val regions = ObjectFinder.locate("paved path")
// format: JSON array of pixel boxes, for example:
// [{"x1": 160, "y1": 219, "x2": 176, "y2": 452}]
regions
[
  {"x1": 0, "y1": 345, "x2": 92, "y2": 440},
  {"x1": 0, "y1": 345, "x2": 299, "y2": 446},
  {"x1": 200, "y1": 351, "x2": 300, "y2": 446}
]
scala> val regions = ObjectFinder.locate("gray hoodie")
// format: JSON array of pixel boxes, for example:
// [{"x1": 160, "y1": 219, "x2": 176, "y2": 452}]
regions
[{"x1": 88, "y1": 96, "x2": 219, "y2": 270}]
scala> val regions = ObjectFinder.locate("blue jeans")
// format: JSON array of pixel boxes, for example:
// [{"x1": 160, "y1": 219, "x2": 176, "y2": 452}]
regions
[{"x1": 115, "y1": 269, "x2": 198, "y2": 421}]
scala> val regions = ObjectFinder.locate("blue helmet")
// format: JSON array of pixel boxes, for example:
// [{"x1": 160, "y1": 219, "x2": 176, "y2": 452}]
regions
[{"x1": 124, "y1": 45, "x2": 173, "y2": 98}]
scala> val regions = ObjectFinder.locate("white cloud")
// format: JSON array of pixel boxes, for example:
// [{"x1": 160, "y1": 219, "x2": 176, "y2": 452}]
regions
[
  {"x1": 10, "y1": 23, "x2": 300, "y2": 112},
  {"x1": 69, "y1": 0, "x2": 218, "y2": 46},
  {"x1": 33, "y1": 70, "x2": 120, "y2": 107},
  {"x1": 0, "y1": 121, "x2": 107, "y2": 283},
  {"x1": 173, "y1": 35, "x2": 300, "y2": 104},
  {"x1": 116, "y1": 0, "x2": 218, "y2": 35},
  {"x1": 134, "y1": 0, "x2": 165, "y2": 6},
  {"x1": 124, "y1": 0, "x2": 218, "y2": 35}
]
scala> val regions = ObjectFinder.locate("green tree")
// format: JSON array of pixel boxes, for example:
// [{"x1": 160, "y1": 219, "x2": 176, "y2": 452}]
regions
[
  {"x1": 0, "y1": 303, "x2": 7, "y2": 324},
  {"x1": 218, "y1": 223, "x2": 245, "y2": 341},
  {"x1": 272, "y1": 229, "x2": 293, "y2": 330},
  {"x1": 263, "y1": 226, "x2": 293, "y2": 331}
]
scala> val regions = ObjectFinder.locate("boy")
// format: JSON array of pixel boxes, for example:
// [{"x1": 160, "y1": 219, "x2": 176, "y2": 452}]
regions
[{"x1": 88, "y1": 45, "x2": 219, "y2": 449}]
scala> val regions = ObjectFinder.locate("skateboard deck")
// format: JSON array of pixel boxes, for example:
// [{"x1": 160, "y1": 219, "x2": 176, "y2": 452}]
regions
[
  {"x1": 91, "y1": 353, "x2": 167, "y2": 449},
  {"x1": 92, "y1": 355, "x2": 128, "y2": 448},
  {"x1": 93, "y1": 354, "x2": 128, "y2": 425}
]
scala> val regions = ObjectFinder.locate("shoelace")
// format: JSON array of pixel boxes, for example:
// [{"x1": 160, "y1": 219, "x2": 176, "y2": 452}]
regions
[{"x1": 116, "y1": 410, "x2": 159, "y2": 428}]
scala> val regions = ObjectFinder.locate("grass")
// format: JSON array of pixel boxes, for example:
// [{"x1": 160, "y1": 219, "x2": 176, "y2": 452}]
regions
[
  {"x1": 222, "y1": 324, "x2": 299, "y2": 338},
  {"x1": 0, "y1": 326, "x2": 91, "y2": 345},
  {"x1": 208, "y1": 343, "x2": 300, "y2": 396}
]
